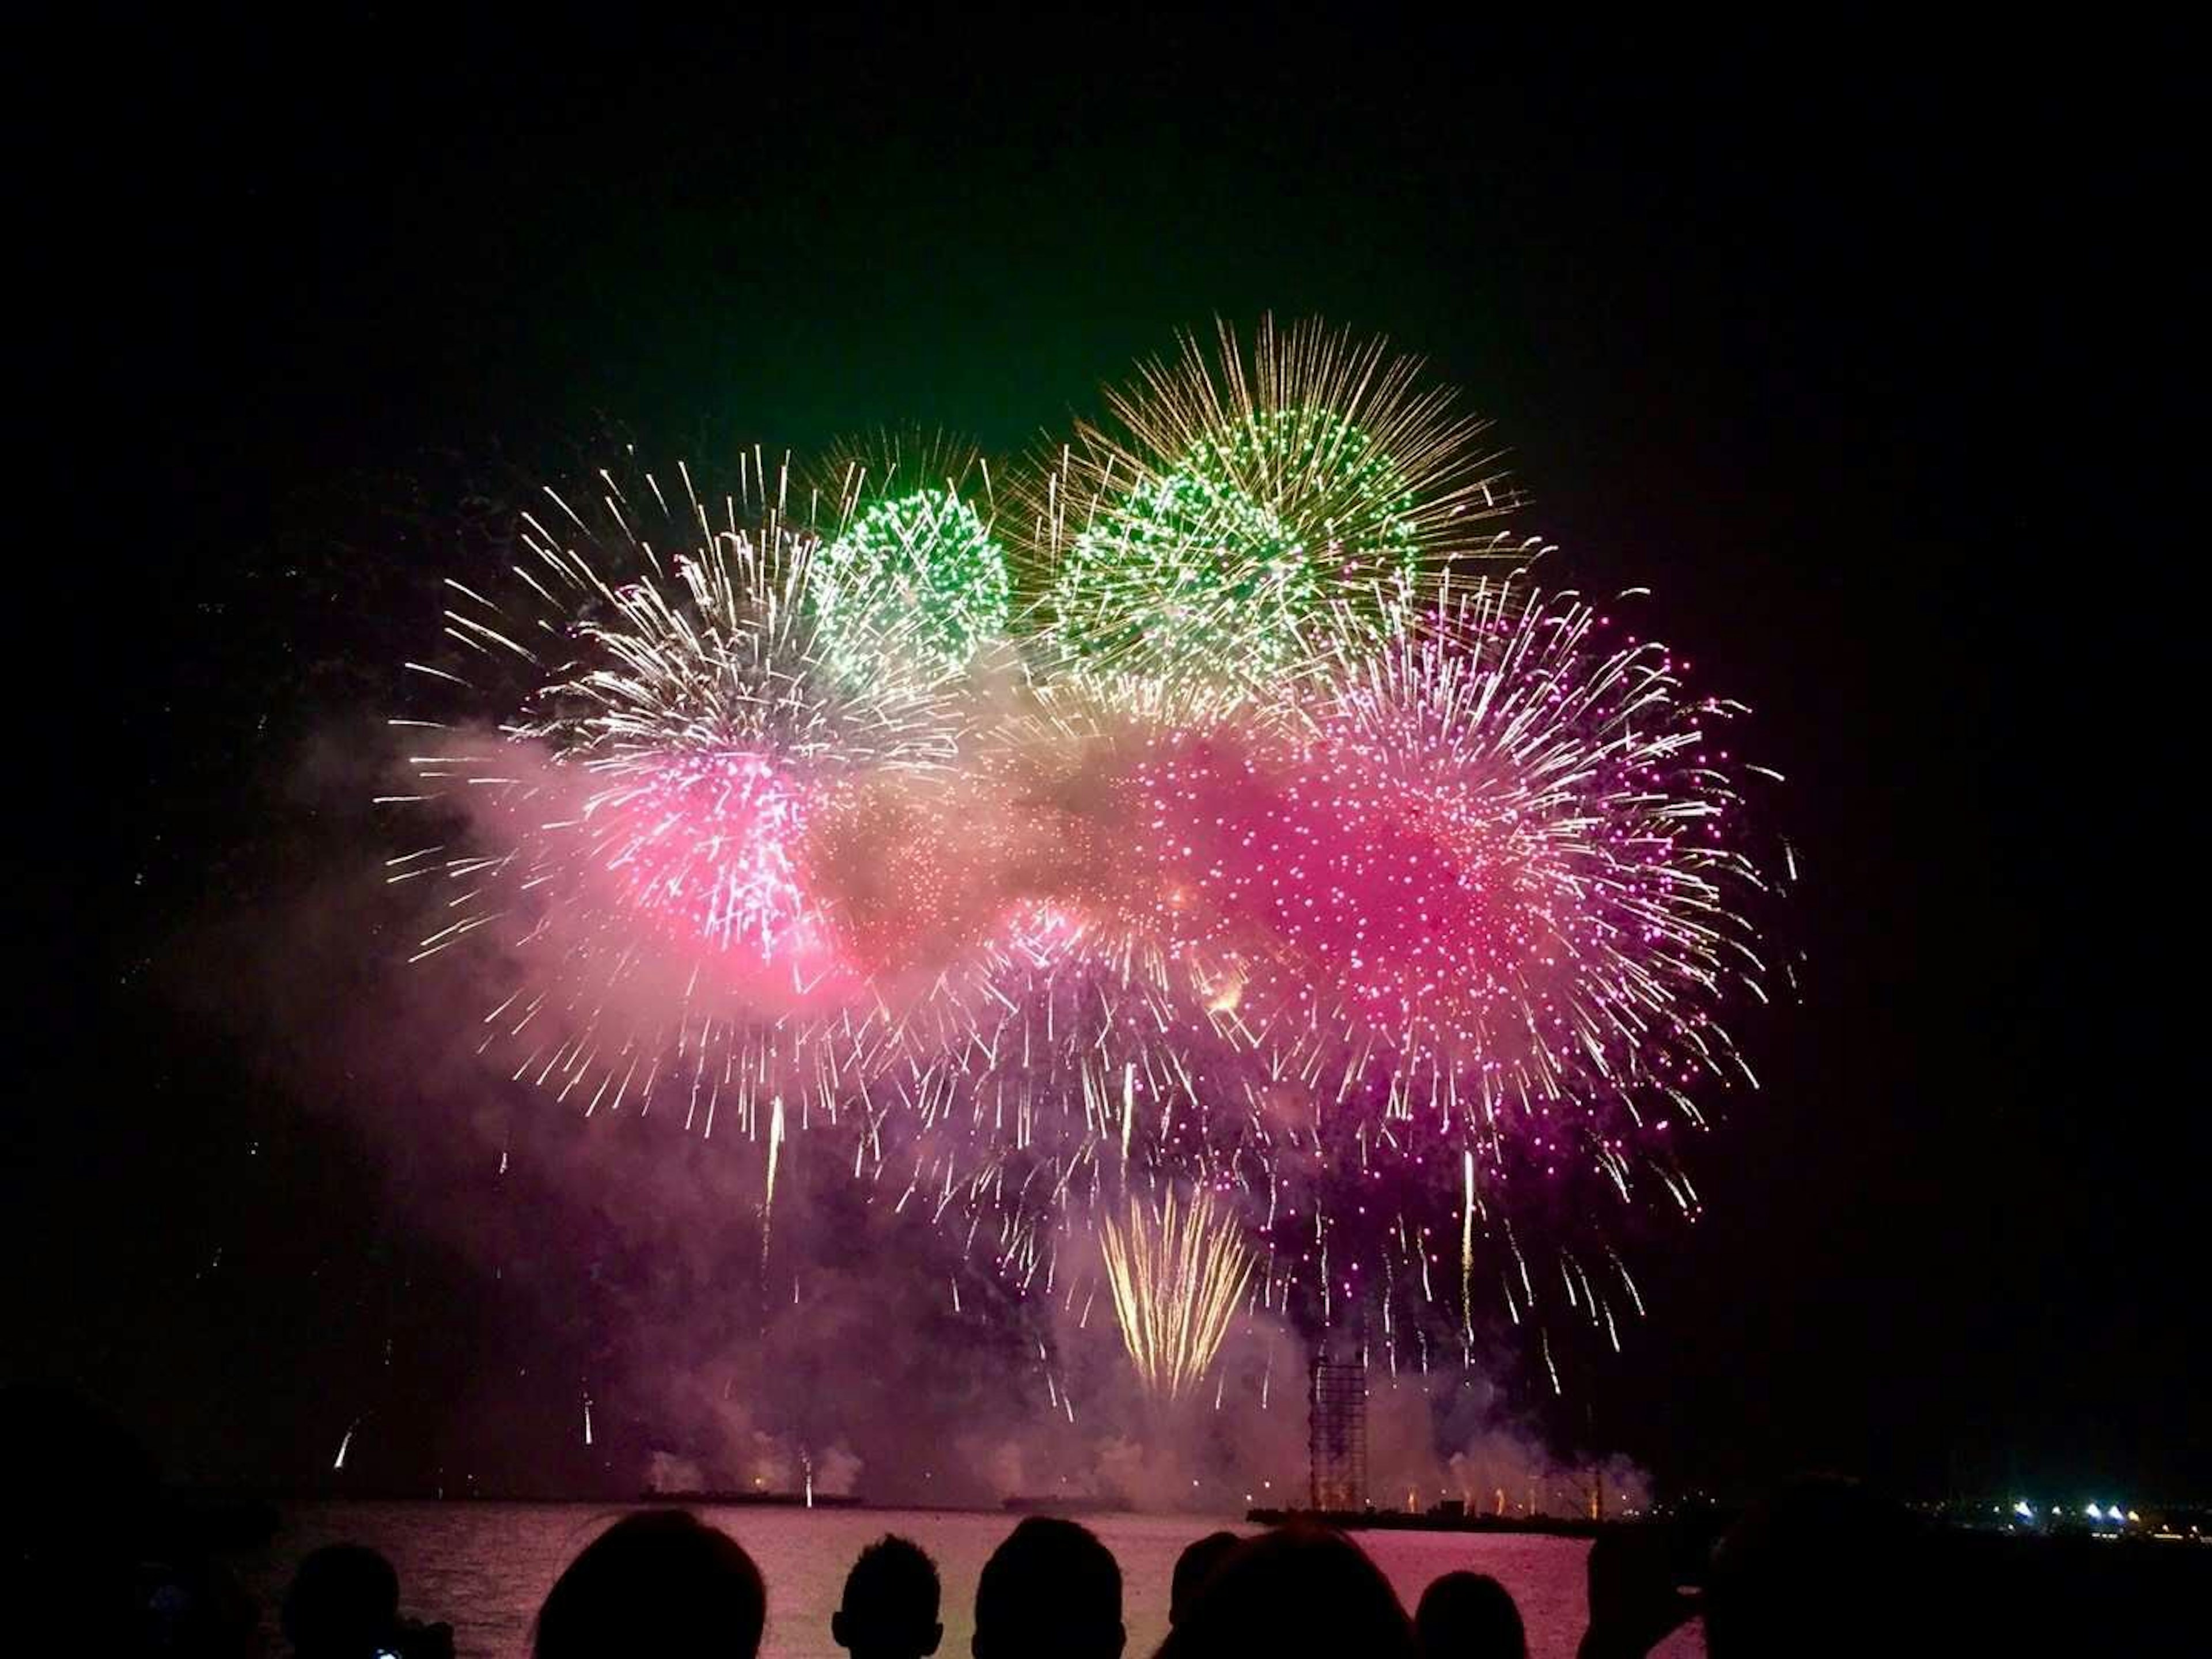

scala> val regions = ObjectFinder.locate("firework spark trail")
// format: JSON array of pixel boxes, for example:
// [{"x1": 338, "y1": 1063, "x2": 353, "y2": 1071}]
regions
[
  {"x1": 1463, "y1": 1151, "x2": 1477, "y2": 1340},
  {"x1": 1098, "y1": 1187, "x2": 1255, "y2": 1401},
  {"x1": 763, "y1": 1094, "x2": 785, "y2": 1262}
]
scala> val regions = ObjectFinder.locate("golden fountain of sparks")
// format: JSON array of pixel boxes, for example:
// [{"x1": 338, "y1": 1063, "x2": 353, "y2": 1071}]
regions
[{"x1": 1098, "y1": 1188, "x2": 1254, "y2": 1401}]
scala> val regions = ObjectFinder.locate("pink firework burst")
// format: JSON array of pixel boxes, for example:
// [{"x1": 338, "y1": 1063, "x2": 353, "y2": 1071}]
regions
[
  {"x1": 1134, "y1": 579, "x2": 1766, "y2": 1151},
  {"x1": 584, "y1": 749, "x2": 836, "y2": 972}
]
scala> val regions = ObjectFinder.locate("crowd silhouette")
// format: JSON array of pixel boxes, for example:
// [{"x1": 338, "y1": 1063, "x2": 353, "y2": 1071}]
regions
[
  {"x1": 511, "y1": 1481, "x2": 2200, "y2": 1657},
  {"x1": 261, "y1": 1509, "x2": 1622, "y2": 1658},
  {"x1": 298, "y1": 1479, "x2": 1937, "y2": 1658},
  {"x1": 3, "y1": 1388, "x2": 2193, "y2": 1656}
]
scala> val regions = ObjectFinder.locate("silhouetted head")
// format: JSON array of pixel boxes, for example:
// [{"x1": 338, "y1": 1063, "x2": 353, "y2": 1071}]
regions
[
  {"x1": 834, "y1": 1533, "x2": 942, "y2": 1659},
  {"x1": 533, "y1": 1509, "x2": 766, "y2": 1659},
  {"x1": 1168, "y1": 1531, "x2": 1239, "y2": 1626},
  {"x1": 972, "y1": 1516, "x2": 1123, "y2": 1659},
  {"x1": 1155, "y1": 1524, "x2": 1416, "y2": 1659},
  {"x1": 1705, "y1": 1477, "x2": 1921, "y2": 1659},
  {"x1": 282, "y1": 1544, "x2": 401, "y2": 1659},
  {"x1": 1413, "y1": 1570, "x2": 1527, "y2": 1659}
]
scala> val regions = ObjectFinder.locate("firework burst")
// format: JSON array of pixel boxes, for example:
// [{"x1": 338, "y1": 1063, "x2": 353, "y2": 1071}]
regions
[
  {"x1": 1037, "y1": 317, "x2": 1535, "y2": 701},
  {"x1": 811, "y1": 431, "x2": 1011, "y2": 680},
  {"x1": 906, "y1": 578, "x2": 1774, "y2": 1373},
  {"x1": 385, "y1": 457, "x2": 967, "y2": 1137},
  {"x1": 382, "y1": 327, "x2": 1785, "y2": 1395},
  {"x1": 1142, "y1": 579, "x2": 1767, "y2": 1123},
  {"x1": 1119, "y1": 579, "x2": 1772, "y2": 1361},
  {"x1": 1099, "y1": 1187, "x2": 1255, "y2": 1402}
]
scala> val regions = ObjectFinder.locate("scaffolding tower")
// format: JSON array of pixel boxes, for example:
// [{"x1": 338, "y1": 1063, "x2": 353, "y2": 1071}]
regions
[{"x1": 1308, "y1": 1357, "x2": 1369, "y2": 1511}]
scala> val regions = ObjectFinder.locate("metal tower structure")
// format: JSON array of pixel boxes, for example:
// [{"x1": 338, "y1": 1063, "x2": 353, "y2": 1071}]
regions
[{"x1": 1308, "y1": 1356, "x2": 1369, "y2": 1511}]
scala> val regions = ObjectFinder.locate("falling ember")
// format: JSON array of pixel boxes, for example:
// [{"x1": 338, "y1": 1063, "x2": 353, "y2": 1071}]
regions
[
  {"x1": 763, "y1": 1094, "x2": 785, "y2": 1260},
  {"x1": 582, "y1": 1395, "x2": 594, "y2": 1447},
  {"x1": 333, "y1": 1423, "x2": 356, "y2": 1471},
  {"x1": 1099, "y1": 1188, "x2": 1255, "y2": 1401}
]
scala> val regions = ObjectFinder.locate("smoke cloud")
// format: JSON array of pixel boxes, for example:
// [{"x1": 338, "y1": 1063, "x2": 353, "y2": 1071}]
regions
[{"x1": 174, "y1": 712, "x2": 1647, "y2": 1515}]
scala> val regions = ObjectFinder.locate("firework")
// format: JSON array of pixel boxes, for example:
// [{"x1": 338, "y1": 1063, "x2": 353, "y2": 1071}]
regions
[
  {"x1": 384, "y1": 329, "x2": 1783, "y2": 1393},
  {"x1": 833, "y1": 688, "x2": 1270, "y2": 1285},
  {"x1": 1039, "y1": 317, "x2": 1531, "y2": 700},
  {"x1": 1140, "y1": 579, "x2": 1766, "y2": 1122},
  {"x1": 909, "y1": 578, "x2": 1771, "y2": 1370},
  {"x1": 385, "y1": 457, "x2": 967, "y2": 1141},
  {"x1": 1112, "y1": 579, "x2": 1770, "y2": 1359},
  {"x1": 1098, "y1": 1187, "x2": 1254, "y2": 1401},
  {"x1": 812, "y1": 433, "x2": 1010, "y2": 680}
]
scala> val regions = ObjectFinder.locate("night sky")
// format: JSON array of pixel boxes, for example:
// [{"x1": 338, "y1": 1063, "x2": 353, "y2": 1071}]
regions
[{"x1": 15, "y1": 17, "x2": 2196, "y2": 1503}]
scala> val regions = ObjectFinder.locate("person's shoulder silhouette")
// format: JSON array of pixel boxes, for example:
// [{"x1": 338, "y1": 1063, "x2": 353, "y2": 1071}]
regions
[
  {"x1": 1156, "y1": 1524, "x2": 1417, "y2": 1659},
  {"x1": 533, "y1": 1508, "x2": 766, "y2": 1659},
  {"x1": 1415, "y1": 1569, "x2": 1528, "y2": 1658},
  {"x1": 972, "y1": 1516, "x2": 1123, "y2": 1659},
  {"x1": 834, "y1": 1532, "x2": 942, "y2": 1659}
]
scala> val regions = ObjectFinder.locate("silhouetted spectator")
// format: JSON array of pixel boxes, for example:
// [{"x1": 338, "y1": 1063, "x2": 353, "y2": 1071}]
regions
[
  {"x1": 1574, "y1": 1527, "x2": 1699, "y2": 1659},
  {"x1": 1414, "y1": 1569, "x2": 1527, "y2": 1659},
  {"x1": 283, "y1": 1545, "x2": 399, "y2": 1657},
  {"x1": 1702, "y1": 1478, "x2": 1921, "y2": 1659},
  {"x1": 834, "y1": 1533, "x2": 942, "y2": 1659},
  {"x1": 972, "y1": 1516, "x2": 1123, "y2": 1659},
  {"x1": 533, "y1": 1509, "x2": 766, "y2": 1659},
  {"x1": 283, "y1": 1543, "x2": 453, "y2": 1659},
  {"x1": 1154, "y1": 1524, "x2": 1417, "y2": 1659},
  {"x1": 1575, "y1": 1478, "x2": 1927, "y2": 1658},
  {"x1": 1168, "y1": 1530, "x2": 1238, "y2": 1626}
]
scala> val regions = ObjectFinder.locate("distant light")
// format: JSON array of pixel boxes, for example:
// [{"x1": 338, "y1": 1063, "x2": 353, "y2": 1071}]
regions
[
  {"x1": 2126, "y1": 1510, "x2": 2140, "y2": 1524},
  {"x1": 2013, "y1": 1501, "x2": 2034, "y2": 1519},
  {"x1": 2086, "y1": 1503, "x2": 2103, "y2": 1520}
]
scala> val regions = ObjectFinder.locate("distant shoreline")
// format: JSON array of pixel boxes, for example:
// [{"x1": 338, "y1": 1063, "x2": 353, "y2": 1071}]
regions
[
  {"x1": 640, "y1": 1489, "x2": 865, "y2": 1508},
  {"x1": 1247, "y1": 1506, "x2": 1611, "y2": 1537}
]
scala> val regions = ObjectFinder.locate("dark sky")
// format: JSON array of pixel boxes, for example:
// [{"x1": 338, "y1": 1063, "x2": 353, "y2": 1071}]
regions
[{"x1": 15, "y1": 16, "x2": 2196, "y2": 1502}]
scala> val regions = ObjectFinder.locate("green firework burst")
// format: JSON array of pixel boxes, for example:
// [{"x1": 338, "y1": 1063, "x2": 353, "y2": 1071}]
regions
[
  {"x1": 1048, "y1": 407, "x2": 1422, "y2": 684},
  {"x1": 812, "y1": 486, "x2": 1011, "y2": 677}
]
